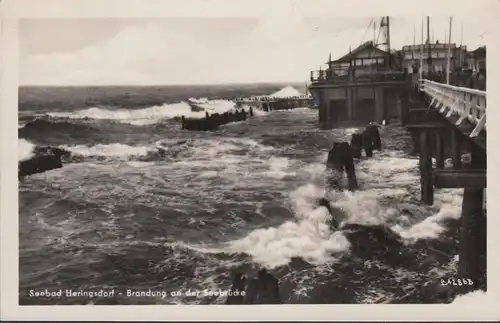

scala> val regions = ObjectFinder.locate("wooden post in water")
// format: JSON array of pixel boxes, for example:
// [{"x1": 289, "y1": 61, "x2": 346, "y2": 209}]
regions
[
  {"x1": 419, "y1": 130, "x2": 434, "y2": 205},
  {"x1": 435, "y1": 130, "x2": 445, "y2": 169},
  {"x1": 399, "y1": 90, "x2": 410, "y2": 126},
  {"x1": 411, "y1": 130, "x2": 420, "y2": 155},
  {"x1": 458, "y1": 144, "x2": 487, "y2": 293}
]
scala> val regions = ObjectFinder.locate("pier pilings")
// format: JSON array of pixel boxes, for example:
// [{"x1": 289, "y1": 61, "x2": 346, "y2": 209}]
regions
[{"x1": 403, "y1": 91, "x2": 487, "y2": 295}]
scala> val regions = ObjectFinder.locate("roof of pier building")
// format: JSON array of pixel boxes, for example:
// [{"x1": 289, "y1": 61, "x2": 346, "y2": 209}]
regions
[{"x1": 328, "y1": 41, "x2": 388, "y2": 64}]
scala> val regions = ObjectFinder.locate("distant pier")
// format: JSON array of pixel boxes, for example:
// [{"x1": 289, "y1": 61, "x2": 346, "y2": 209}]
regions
[{"x1": 234, "y1": 95, "x2": 314, "y2": 112}]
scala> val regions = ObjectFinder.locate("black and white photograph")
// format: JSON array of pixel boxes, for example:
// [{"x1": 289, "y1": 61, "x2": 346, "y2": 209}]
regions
[{"x1": 1, "y1": 0, "x2": 499, "y2": 320}]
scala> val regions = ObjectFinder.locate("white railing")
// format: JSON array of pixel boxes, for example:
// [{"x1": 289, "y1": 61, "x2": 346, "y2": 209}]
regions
[{"x1": 420, "y1": 79, "x2": 486, "y2": 138}]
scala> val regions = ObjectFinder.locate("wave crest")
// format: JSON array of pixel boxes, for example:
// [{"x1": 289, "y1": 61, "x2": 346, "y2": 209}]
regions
[
  {"x1": 19, "y1": 139, "x2": 36, "y2": 161},
  {"x1": 19, "y1": 118, "x2": 100, "y2": 140},
  {"x1": 47, "y1": 99, "x2": 237, "y2": 125},
  {"x1": 270, "y1": 86, "x2": 303, "y2": 98}
]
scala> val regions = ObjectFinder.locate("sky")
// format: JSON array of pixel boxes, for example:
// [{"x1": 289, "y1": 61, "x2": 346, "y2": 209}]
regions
[{"x1": 19, "y1": 16, "x2": 496, "y2": 86}]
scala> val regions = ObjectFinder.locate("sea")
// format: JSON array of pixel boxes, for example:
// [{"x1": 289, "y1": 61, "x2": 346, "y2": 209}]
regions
[{"x1": 18, "y1": 83, "x2": 464, "y2": 305}]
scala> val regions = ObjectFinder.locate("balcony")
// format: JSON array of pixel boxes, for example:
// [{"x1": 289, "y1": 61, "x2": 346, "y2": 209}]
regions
[{"x1": 310, "y1": 69, "x2": 407, "y2": 85}]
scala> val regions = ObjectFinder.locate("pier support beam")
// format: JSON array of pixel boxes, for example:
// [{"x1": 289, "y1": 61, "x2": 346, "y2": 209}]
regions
[
  {"x1": 319, "y1": 105, "x2": 326, "y2": 129},
  {"x1": 399, "y1": 90, "x2": 410, "y2": 126},
  {"x1": 459, "y1": 188, "x2": 486, "y2": 292},
  {"x1": 347, "y1": 88, "x2": 355, "y2": 120},
  {"x1": 435, "y1": 131, "x2": 445, "y2": 170},
  {"x1": 433, "y1": 170, "x2": 486, "y2": 189},
  {"x1": 419, "y1": 131, "x2": 434, "y2": 205},
  {"x1": 347, "y1": 88, "x2": 354, "y2": 123},
  {"x1": 458, "y1": 145, "x2": 487, "y2": 293},
  {"x1": 406, "y1": 123, "x2": 448, "y2": 158},
  {"x1": 450, "y1": 129, "x2": 462, "y2": 170},
  {"x1": 409, "y1": 130, "x2": 420, "y2": 155},
  {"x1": 375, "y1": 87, "x2": 385, "y2": 124}
]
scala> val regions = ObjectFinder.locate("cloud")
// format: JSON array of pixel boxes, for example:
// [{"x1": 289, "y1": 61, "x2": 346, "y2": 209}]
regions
[
  {"x1": 21, "y1": 23, "x2": 205, "y2": 85},
  {"x1": 19, "y1": 18, "x2": 370, "y2": 85},
  {"x1": 20, "y1": 17, "x2": 494, "y2": 85}
]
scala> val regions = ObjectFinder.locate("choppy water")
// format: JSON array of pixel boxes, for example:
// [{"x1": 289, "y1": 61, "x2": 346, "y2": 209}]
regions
[{"x1": 18, "y1": 85, "x2": 463, "y2": 305}]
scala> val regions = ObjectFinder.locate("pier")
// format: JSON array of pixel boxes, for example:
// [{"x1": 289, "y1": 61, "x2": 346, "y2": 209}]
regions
[
  {"x1": 310, "y1": 68, "x2": 409, "y2": 127},
  {"x1": 234, "y1": 95, "x2": 314, "y2": 112},
  {"x1": 181, "y1": 108, "x2": 253, "y2": 131},
  {"x1": 307, "y1": 15, "x2": 488, "y2": 297},
  {"x1": 404, "y1": 78, "x2": 486, "y2": 293},
  {"x1": 308, "y1": 40, "x2": 410, "y2": 128}
]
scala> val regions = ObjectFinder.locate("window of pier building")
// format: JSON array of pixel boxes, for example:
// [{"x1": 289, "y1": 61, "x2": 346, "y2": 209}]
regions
[{"x1": 351, "y1": 57, "x2": 385, "y2": 67}]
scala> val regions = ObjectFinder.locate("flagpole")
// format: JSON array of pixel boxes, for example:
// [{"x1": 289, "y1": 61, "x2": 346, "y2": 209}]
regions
[
  {"x1": 446, "y1": 17, "x2": 453, "y2": 84},
  {"x1": 412, "y1": 25, "x2": 415, "y2": 61},
  {"x1": 420, "y1": 17, "x2": 424, "y2": 81},
  {"x1": 373, "y1": 19, "x2": 376, "y2": 44},
  {"x1": 460, "y1": 23, "x2": 463, "y2": 46}
]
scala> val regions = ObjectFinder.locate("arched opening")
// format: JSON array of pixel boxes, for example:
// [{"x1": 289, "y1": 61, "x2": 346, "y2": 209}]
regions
[
  {"x1": 328, "y1": 99, "x2": 348, "y2": 126},
  {"x1": 355, "y1": 99, "x2": 376, "y2": 123}
]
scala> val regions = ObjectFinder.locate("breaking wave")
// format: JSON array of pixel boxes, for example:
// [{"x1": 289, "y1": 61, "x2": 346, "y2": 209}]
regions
[
  {"x1": 47, "y1": 99, "x2": 238, "y2": 125},
  {"x1": 271, "y1": 86, "x2": 303, "y2": 98},
  {"x1": 18, "y1": 139, "x2": 36, "y2": 161},
  {"x1": 226, "y1": 184, "x2": 351, "y2": 268},
  {"x1": 19, "y1": 87, "x2": 471, "y2": 305},
  {"x1": 58, "y1": 143, "x2": 158, "y2": 159},
  {"x1": 176, "y1": 150, "x2": 463, "y2": 271},
  {"x1": 19, "y1": 118, "x2": 100, "y2": 139}
]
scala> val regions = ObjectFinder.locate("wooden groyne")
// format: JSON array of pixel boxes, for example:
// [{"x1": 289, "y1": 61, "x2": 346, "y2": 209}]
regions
[
  {"x1": 235, "y1": 96, "x2": 314, "y2": 112},
  {"x1": 181, "y1": 108, "x2": 254, "y2": 131}
]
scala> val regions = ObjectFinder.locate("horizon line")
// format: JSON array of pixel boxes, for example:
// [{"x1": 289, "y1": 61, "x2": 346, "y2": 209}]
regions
[{"x1": 18, "y1": 80, "x2": 310, "y2": 87}]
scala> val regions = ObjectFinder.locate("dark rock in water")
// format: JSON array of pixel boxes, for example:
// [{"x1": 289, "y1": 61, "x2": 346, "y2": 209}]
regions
[
  {"x1": 19, "y1": 155, "x2": 63, "y2": 178},
  {"x1": 19, "y1": 118, "x2": 99, "y2": 141},
  {"x1": 360, "y1": 124, "x2": 382, "y2": 158},
  {"x1": 326, "y1": 142, "x2": 358, "y2": 191},
  {"x1": 318, "y1": 198, "x2": 407, "y2": 264},
  {"x1": 342, "y1": 224, "x2": 403, "y2": 247},
  {"x1": 350, "y1": 133, "x2": 363, "y2": 159},
  {"x1": 317, "y1": 197, "x2": 331, "y2": 209},
  {"x1": 341, "y1": 223, "x2": 408, "y2": 265},
  {"x1": 317, "y1": 198, "x2": 339, "y2": 230},
  {"x1": 361, "y1": 130, "x2": 373, "y2": 158},
  {"x1": 366, "y1": 124, "x2": 382, "y2": 151},
  {"x1": 226, "y1": 269, "x2": 281, "y2": 304},
  {"x1": 19, "y1": 145, "x2": 70, "y2": 178}
]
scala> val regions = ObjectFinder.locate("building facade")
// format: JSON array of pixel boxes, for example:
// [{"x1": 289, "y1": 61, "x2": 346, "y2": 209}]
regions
[
  {"x1": 309, "y1": 41, "x2": 409, "y2": 128},
  {"x1": 401, "y1": 42, "x2": 467, "y2": 74},
  {"x1": 467, "y1": 46, "x2": 486, "y2": 73}
]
